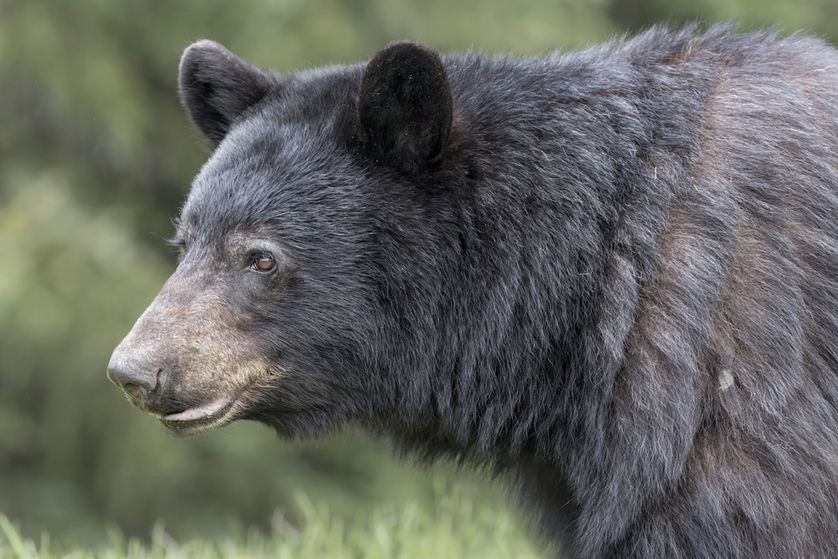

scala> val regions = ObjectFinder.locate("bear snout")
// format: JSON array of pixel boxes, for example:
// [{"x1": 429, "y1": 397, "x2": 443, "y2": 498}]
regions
[
  {"x1": 106, "y1": 353, "x2": 159, "y2": 399},
  {"x1": 106, "y1": 349, "x2": 179, "y2": 416}
]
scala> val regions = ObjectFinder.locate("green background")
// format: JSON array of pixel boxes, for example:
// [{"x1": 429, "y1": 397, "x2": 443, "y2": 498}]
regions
[{"x1": 1, "y1": 0, "x2": 836, "y2": 553}]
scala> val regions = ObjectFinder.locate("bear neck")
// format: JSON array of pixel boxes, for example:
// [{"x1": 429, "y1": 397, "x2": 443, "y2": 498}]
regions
[{"x1": 367, "y1": 41, "x2": 720, "y2": 554}]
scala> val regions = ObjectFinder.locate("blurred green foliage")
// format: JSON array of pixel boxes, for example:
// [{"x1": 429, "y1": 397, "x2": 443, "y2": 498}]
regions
[
  {"x1": 1, "y1": 0, "x2": 836, "y2": 552},
  {"x1": 1, "y1": 483, "x2": 554, "y2": 558}
]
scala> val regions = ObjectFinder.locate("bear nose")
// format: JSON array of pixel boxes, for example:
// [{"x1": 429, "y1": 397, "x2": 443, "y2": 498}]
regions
[{"x1": 106, "y1": 356, "x2": 160, "y2": 401}]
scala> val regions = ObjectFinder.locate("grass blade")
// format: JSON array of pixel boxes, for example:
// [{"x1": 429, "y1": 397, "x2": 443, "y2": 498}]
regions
[{"x1": 0, "y1": 515, "x2": 30, "y2": 559}]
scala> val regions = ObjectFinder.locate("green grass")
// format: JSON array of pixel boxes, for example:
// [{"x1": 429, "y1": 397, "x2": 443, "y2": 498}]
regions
[{"x1": 0, "y1": 487, "x2": 553, "y2": 559}]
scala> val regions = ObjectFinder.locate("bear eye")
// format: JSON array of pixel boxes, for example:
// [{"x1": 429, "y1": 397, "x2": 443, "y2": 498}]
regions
[{"x1": 251, "y1": 255, "x2": 276, "y2": 274}]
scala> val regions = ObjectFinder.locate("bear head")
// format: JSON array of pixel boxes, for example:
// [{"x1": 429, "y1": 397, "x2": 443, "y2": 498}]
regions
[{"x1": 107, "y1": 40, "x2": 468, "y2": 438}]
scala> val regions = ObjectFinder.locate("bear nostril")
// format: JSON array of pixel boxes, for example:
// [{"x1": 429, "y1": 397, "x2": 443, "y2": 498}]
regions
[{"x1": 106, "y1": 356, "x2": 160, "y2": 400}]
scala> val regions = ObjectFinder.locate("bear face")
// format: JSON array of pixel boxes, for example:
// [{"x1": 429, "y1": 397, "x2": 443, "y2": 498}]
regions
[{"x1": 107, "y1": 40, "x2": 465, "y2": 438}]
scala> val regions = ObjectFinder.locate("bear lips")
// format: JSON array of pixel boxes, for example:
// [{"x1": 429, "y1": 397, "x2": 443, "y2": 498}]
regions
[{"x1": 160, "y1": 394, "x2": 239, "y2": 435}]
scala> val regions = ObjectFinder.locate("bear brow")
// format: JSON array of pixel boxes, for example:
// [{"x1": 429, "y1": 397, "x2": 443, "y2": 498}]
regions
[
  {"x1": 226, "y1": 230, "x2": 278, "y2": 249},
  {"x1": 167, "y1": 215, "x2": 195, "y2": 248},
  {"x1": 166, "y1": 231, "x2": 186, "y2": 249}
]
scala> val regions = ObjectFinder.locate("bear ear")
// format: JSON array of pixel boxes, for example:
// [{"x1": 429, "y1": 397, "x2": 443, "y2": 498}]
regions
[
  {"x1": 358, "y1": 41, "x2": 453, "y2": 174},
  {"x1": 178, "y1": 40, "x2": 274, "y2": 147}
]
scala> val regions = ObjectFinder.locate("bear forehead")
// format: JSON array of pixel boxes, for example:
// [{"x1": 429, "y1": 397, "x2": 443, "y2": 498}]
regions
[{"x1": 181, "y1": 111, "x2": 363, "y2": 237}]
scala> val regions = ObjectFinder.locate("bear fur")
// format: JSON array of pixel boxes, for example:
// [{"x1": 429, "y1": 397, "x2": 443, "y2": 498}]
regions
[{"x1": 110, "y1": 24, "x2": 838, "y2": 558}]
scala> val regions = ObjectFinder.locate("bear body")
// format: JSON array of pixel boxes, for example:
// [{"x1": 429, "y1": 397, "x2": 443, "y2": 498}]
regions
[{"x1": 109, "y1": 25, "x2": 838, "y2": 557}]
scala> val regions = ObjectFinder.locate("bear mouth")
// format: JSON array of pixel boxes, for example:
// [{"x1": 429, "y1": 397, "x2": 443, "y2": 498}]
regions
[{"x1": 159, "y1": 394, "x2": 240, "y2": 436}]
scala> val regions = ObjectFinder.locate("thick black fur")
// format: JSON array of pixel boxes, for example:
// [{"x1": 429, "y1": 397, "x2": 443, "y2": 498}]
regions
[{"x1": 175, "y1": 25, "x2": 838, "y2": 557}]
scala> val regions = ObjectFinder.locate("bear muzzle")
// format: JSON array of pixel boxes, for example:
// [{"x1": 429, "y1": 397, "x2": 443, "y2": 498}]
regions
[
  {"x1": 107, "y1": 346, "x2": 245, "y2": 435},
  {"x1": 107, "y1": 266, "x2": 278, "y2": 435}
]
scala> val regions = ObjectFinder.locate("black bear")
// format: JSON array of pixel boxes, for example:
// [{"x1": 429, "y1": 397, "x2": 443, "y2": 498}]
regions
[{"x1": 108, "y1": 25, "x2": 838, "y2": 557}]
